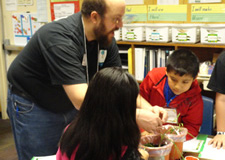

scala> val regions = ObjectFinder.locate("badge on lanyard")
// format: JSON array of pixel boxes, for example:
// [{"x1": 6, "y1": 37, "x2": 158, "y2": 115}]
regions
[
  {"x1": 165, "y1": 108, "x2": 178, "y2": 124},
  {"x1": 98, "y1": 50, "x2": 107, "y2": 67},
  {"x1": 82, "y1": 53, "x2": 87, "y2": 66}
]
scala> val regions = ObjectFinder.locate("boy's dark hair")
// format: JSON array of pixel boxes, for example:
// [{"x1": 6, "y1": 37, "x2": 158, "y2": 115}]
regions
[
  {"x1": 81, "y1": 0, "x2": 107, "y2": 18},
  {"x1": 166, "y1": 48, "x2": 199, "y2": 78},
  {"x1": 59, "y1": 67, "x2": 141, "y2": 160}
]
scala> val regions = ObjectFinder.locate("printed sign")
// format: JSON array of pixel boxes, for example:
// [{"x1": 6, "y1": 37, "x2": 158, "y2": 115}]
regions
[
  {"x1": 148, "y1": 5, "x2": 187, "y2": 21},
  {"x1": 191, "y1": 4, "x2": 225, "y2": 22},
  {"x1": 124, "y1": 5, "x2": 147, "y2": 23}
]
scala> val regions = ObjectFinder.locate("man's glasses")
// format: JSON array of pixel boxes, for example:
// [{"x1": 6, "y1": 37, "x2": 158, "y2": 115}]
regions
[{"x1": 111, "y1": 17, "x2": 123, "y2": 25}]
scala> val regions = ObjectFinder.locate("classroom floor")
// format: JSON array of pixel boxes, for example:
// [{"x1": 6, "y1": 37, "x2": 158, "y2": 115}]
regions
[{"x1": 0, "y1": 118, "x2": 18, "y2": 160}]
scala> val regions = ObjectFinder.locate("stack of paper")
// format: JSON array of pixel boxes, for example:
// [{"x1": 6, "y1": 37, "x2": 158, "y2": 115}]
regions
[
  {"x1": 183, "y1": 134, "x2": 225, "y2": 160},
  {"x1": 31, "y1": 155, "x2": 56, "y2": 160},
  {"x1": 199, "y1": 138, "x2": 225, "y2": 160},
  {"x1": 183, "y1": 137, "x2": 204, "y2": 153}
]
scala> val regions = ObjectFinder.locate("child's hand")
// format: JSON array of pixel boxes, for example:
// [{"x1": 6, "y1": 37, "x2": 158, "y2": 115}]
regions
[{"x1": 208, "y1": 134, "x2": 225, "y2": 149}]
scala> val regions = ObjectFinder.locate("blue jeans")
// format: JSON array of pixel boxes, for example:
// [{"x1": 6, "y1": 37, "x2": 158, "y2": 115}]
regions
[{"x1": 7, "y1": 89, "x2": 78, "y2": 160}]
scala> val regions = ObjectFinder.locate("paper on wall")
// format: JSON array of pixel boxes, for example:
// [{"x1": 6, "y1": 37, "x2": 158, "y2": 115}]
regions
[
  {"x1": 12, "y1": 13, "x2": 42, "y2": 46},
  {"x1": 125, "y1": 0, "x2": 144, "y2": 5},
  {"x1": 5, "y1": 0, "x2": 17, "y2": 11}
]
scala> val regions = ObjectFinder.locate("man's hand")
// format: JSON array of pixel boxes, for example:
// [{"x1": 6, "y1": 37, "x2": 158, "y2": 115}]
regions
[
  {"x1": 208, "y1": 135, "x2": 225, "y2": 149},
  {"x1": 136, "y1": 108, "x2": 164, "y2": 133},
  {"x1": 136, "y1": 94, "x2": 168, "y2": 123},
  {"x1": 150, "y1": 106, "x2": 168, "y2": 123}
]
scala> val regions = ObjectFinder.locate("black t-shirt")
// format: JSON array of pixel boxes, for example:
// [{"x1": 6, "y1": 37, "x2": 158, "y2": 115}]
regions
[
  {"x1": 7, "y1": 12, "x2": 121, "y2": 112},
  {"x1": 207, "y1": 51, "x2": 225, "y2": 94}
]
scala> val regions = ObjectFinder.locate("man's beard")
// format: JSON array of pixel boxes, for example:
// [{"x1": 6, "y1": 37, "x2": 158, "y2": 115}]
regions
[{"x1": 94, "y1": 20, "x2": 118, "y2": 47}]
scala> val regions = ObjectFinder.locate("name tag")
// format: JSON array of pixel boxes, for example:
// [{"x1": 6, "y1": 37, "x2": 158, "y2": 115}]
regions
[
  {"x1": 82, "y1": 53, "x2": 87, "y2": 66},
  {"x1": 98, "y1": 50, "x2": 107, "y2": 67},
  {"x1": 165, "y1": 108, "x2": 178, "y2": 124}
]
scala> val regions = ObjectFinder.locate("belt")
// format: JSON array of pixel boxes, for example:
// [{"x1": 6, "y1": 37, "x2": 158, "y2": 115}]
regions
[{"x1": 9, "y1": 84, "x2": 32, "y2": 100}]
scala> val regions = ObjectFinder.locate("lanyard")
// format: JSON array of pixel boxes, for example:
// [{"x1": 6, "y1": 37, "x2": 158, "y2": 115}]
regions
[
  {"x1": 82, "y1": 17, "x2": 99, "y2": 84},
  {"x1": 164, "y1": 78, "x2": 177, "y2": 107}
]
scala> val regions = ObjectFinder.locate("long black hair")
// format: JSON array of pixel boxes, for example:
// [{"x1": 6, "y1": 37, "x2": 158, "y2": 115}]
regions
[{"x1": 59, "y1": 67, "x2": 140, "y2": 160}]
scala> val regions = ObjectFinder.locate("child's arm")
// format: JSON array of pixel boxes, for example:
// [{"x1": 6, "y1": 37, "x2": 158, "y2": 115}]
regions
[{"x1": 208, "y1": 92, "x2": 225, "y2": 149}]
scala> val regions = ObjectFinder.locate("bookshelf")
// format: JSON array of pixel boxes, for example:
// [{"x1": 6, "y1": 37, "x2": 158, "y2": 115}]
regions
[{"x1": 117, "y1": 41, "x2": 225, "y2": 77}]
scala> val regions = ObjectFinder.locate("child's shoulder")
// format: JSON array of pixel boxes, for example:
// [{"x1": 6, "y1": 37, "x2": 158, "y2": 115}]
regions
[
  {"x1": 150, "y1": 67, "x2": 166, "y2": 74},
  {"x1": 144, "y1": 68, "x2": 166, "y2": 85},
  {"x1": 188, "y1": 79, "x2": 202, "y2": 94},
  {"x1": 149, "y1": 67, "x2": 166, "y2": 78}
]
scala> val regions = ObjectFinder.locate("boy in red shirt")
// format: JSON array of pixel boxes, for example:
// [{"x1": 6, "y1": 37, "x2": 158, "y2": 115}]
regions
[{"x1": 140, "y1": 48, "x2": 203, "y2": 140}]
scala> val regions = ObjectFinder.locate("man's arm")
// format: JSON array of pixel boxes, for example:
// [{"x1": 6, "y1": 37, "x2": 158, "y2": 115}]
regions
[
  {"x1": 136, "y1": 94, "x2": 168, "y2": 133},
  {"x1": 136, "y1": 94, "x2": 168, "y2": 122},
  {"x1": 208, "y1": 92, "x2": 225, "y2": 149},
  {"x1": 63, "y1": 83, "x2": 88, "y2": 110}
]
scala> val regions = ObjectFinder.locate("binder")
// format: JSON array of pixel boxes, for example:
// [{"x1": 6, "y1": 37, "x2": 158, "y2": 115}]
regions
[
  {"x1": 135, "y1": 48, "x2": 145, "y2": 81},
  {"x1": 128, "y1": 48, "x2": 133, "y2": 74}
]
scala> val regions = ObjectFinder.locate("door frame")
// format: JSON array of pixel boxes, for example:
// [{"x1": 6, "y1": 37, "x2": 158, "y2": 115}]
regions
[{"x1": 0, "y1": 1, "x2": 8, "y2": 119}]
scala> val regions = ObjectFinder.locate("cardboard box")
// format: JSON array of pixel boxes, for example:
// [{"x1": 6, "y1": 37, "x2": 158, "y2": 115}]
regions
[
  {"x1": 172, "y1": 24, "x2": 200, "y2": 43},
  {"x1": 145, "y1": 23, "x2": 172, "y2": 43},
  {"x1": 122, "y1": 23, "x2": 145, "y2": 41}
]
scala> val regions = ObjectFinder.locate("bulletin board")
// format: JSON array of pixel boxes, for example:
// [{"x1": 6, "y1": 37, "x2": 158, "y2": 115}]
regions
[
  {"x1": 50, "y1": 0, "x2": 80, "y2": 21},
  {"x1": 126, "y1": 0, "x2": 225, "y2": 24},
  {"x1": 2, "y1": 0, "x2": 41, "y2": 46}
]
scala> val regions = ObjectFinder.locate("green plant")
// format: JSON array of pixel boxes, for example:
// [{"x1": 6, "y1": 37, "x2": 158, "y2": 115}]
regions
[
  {"x1": 157, "y1": 113, "x2": 195, "y2": 160},
  {"x1": 165, "y1": 113, "x2": 195, "y2": 138},
  {"x1": 142, "y1": 114, "x2": 196, "y2": 159},
  {"x1": 143, "y1": 133, "x2": 167, "y2": 147},
  {"x1": 140, "y1": 134, "x2": 173, "y2": 160}
]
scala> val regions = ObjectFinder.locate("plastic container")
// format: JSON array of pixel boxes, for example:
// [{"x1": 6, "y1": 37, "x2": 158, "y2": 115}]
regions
[
  {"x1": 185, "y1": 156, "x2": 199, "y2": 160},
  {"x1": 138, "y1": 148, "x2": 149, "y2": 160},
  {"x1": 122, "y1": 23, "x2": 145, "y2": 41},
  {"x1": 114, "y1": 28, "x2": 122, "y2": 41},
  {"x1": 156, "y1": 125, "x2": 188, "y2": 160},
  {"x1": 172, "y1": 24, "x2": 200, "y2": 43},
  {"x1": 139, "y1": 134, "x2": 173, "y2": 160},
  {"x1": 145, "y1": 23, "x2": 172, "y2": 43},
  {"x1": 201, "y1": 24, "x2": 225, "y2": 44}
]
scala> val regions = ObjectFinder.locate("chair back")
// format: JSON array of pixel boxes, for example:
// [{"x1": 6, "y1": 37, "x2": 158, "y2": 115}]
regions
[{"x1": 199, "y1": 96, "x2": 214, "y2": 135}]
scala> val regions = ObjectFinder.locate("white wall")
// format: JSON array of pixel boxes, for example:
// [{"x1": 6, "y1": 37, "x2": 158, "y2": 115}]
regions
[
  {"x1": 0, "y1": 0, "x2": 51, "y2": 119},
  {"x1": 0, "y1": 0, "x2": 83, "y2": 118}
]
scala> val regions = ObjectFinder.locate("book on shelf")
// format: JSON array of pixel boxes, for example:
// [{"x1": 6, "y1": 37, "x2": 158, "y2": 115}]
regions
[
  {"x1": 149, "y1": 49, "x2": 155, "y2": 72},
  {"x1": 135, "y1": 48, "x2": 146, "y2": 81},
  {"x1": 128, "y1": 48, "x2": 133, "y2": 74},
  {"x1": 134, "y1": 47, "x2": 174, "y2": 81},
  {"x1": 119, "y1": 48, "x2": 128, "y2": 72}
]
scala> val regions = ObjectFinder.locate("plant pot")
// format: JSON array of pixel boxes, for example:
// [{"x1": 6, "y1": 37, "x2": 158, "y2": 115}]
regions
[
  {"x1": 170, "y1": 141, "x2": 184, "y2": 160},
  {"x1": 139, "y1": 134, "x2": 173, "y2": 160},
  {"x1": 157, "y1": 125, "x2": 188, "y2": 160}
]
